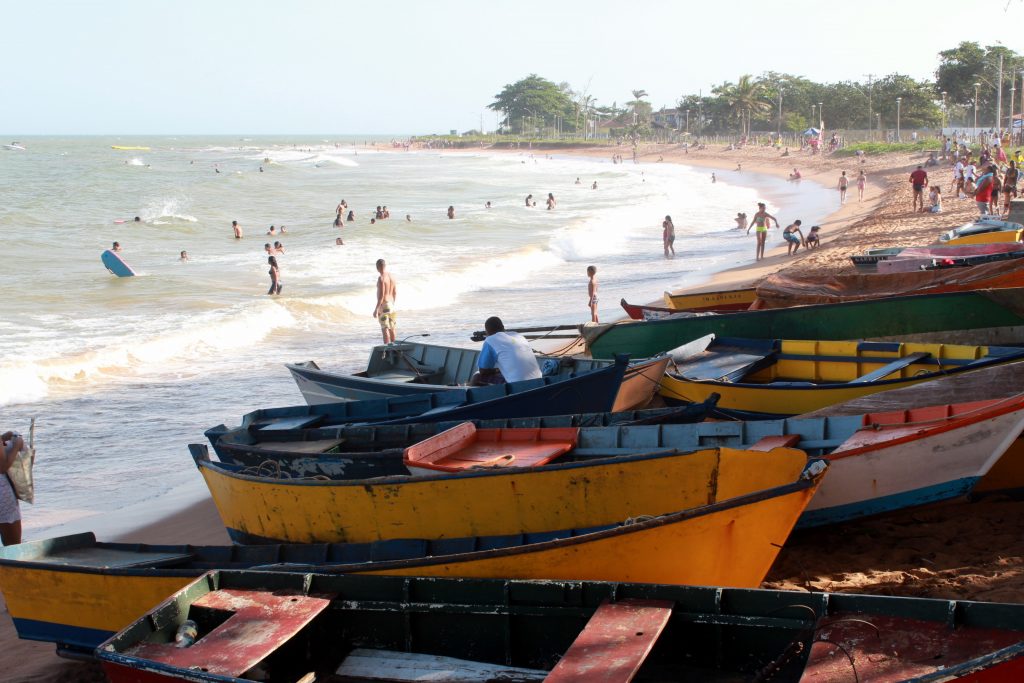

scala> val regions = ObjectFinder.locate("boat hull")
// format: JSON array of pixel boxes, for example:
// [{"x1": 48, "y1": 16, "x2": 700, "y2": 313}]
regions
[
  {"x1": 193, "y1": 445, "x2": 810, "y2": 544},
  {"x1": 586, "y1": 289, "x2": 1024, "y2": 359}
]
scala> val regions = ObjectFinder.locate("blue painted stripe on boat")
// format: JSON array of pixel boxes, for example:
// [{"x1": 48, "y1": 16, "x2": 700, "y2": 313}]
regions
[
  {"x1": 11, "y1": 617, "x2": 112, "y2": 653},
  {"x1": 797, "y1": 477, "x2": 980, "y2": 528}
]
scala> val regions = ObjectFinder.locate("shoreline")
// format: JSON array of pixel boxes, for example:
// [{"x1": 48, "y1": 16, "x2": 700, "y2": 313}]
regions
[{"x1": 3, "y1": 142, "x2": 1015, "y2": 682}]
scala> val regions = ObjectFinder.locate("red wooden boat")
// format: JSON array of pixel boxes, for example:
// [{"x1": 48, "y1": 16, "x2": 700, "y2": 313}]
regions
[{"x1": 403, "y1": 422, "x2": 579, "y2": 476}]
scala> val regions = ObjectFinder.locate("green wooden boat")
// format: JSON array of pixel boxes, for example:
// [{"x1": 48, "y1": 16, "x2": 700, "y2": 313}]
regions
[{"x1": 585, "y1": 288, "x2": 1024, "y2": 359}]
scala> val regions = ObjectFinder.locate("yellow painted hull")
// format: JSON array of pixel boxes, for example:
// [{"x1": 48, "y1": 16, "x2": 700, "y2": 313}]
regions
[
  {"x1": 974, "y1": 437, "x2": 1024, "y2": 493},
  {"x1": 944, "y1": 230, "x2": 1024, "y2": 246},
  {"x1": 358, "y1": 481, "x2": 818, "y2": 587},
  {"x1": 661, "y1": 339, "x2": 999, "y2": 415},
  {"x1": 198, "y1": 447, "x2": 809, "y2": 544},
  {"x1": 0, "y1": 564, "x2": 188, "y2": 644},
  {"x1": 664, "y1": 288, "x2": 758, "y2": 311}
]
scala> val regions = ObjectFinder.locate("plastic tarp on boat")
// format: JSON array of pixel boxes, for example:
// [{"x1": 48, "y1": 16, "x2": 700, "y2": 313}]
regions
[{"x1": 753, "y1": 258, "x2": 1024, "y2": 309}]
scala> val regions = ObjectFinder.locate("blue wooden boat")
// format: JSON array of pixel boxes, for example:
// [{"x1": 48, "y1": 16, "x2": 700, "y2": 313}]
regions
[
  {"x1": 97, "y1": 571, "x2": 1024, "y2": 682},
  {"x1": 234, "y1": 355, "x2": 628, "y2": 434},
  {"x1": 204, "y1": 400, "x2": 721, "y2": 479},
  {"x1": 285, "y1": 341, "x2": 668, "y2": 412}
]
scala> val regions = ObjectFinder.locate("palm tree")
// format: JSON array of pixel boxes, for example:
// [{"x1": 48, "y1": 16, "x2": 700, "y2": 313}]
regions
[{"x1": 719, "y1": 75, "x2": 770, "y2": 136}]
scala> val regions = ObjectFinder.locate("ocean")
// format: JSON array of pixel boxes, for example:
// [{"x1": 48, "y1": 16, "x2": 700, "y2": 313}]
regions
[{"x1": 0, "y1": 136, "x2": 835, "y2": 538}]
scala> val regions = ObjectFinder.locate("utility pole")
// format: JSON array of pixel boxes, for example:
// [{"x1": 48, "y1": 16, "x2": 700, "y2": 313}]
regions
[
  {"x1": 996, "y1": 53, "x2": 1004, "y2": 134},
  {"x1": 864, "y1": 73, "x2": 875, "y2": 133}
]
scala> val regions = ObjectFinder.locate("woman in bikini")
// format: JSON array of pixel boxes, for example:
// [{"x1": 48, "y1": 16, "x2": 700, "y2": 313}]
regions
[{"x1": 746, "y1": 202, "x2": 778, "y2": 261}]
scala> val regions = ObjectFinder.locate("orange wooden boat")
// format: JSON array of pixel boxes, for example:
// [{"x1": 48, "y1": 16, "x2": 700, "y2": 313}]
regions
[{"x1": 403, "y1": 423, "x2": 579, "y2": 476}]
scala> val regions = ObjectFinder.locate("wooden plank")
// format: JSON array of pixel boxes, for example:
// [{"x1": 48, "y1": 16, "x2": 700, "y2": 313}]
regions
[
  {"x1": 848, "y1": 351, "x2": 931, "y2": 384},
  {"x1": 546, "y1": 599, "x2": 673, "y2": 683},
  {"x1": 334, "y1": 649, "x2": 547, "y2": 682},
  {"x1": 258, "y1": 415, "x2": 323, "y2": 431},
  {"x1": 747, "y1": 434, "x2": 801, "y2": 452},
  {"x1": 252, "y1": 439, "x2": 344, "y2": 454}
]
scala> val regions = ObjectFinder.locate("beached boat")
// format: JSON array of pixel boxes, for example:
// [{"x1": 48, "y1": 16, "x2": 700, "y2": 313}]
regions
[
  {"x1": 205, "y1": 399, "x2": 720, "y2": 479},
  {"x1": 233, "y1": 356, "x2": 628, "y2": 433},
  {"x1": 939, "y1": 217, "x2": 1024, "y2": 245},
  {"x1": 584, "y1": 288, "x2": 1024, "y2": 359},
  {"x1": 286, "y1": 342, "x2": 669, "y2": 410},
  {"x1": 206, "y1": 393, "x2": 1024, "y2": 530},
  {"x1": 0, "y1": 464, "x2": 821, "y2": 656},
  {"x1": 620, "y1": 289, "x2": 758, "y2": 320},
  {"x1": 870, "y1": 244, "x2": 1024, "y2": 273},
  {"x1": 191, "y1": 441, "x2": 813, "y2": 544},
  {"x1": 851, "y1": 242, "x2": 1024, "y2": 271},
  {"x1": 96, "y1": 570, "x2": 1024, "y2": 682},
  {"x1": 658, "y1": 335, "x2": 1024, "y2": 417}
]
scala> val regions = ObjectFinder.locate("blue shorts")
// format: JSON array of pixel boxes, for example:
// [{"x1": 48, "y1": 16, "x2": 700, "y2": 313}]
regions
[{"x1": 784, "y1": 233, "x2": 800, "y2": 244}]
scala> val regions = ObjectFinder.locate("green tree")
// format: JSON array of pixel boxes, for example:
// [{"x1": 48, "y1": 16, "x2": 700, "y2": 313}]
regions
[
  {"x1": 936, "y1": 42, "x2": 1023, "y2": 126},
  {"x1": 714, "y1": 75, "x2": 770, "y2": 135},
  {"x1": 488, "y1": 74, "x2": 576, "y2": 135},
  {"x1": 872, "y1": 74, "x2": 941, "y2": 130}
]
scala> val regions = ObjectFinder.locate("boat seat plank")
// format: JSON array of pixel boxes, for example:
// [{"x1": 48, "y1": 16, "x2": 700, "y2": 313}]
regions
[
  {"x1": 333, "y1": 649, "x2": 547, "y2": 682},
  {"x1": 546, "y1": 599, "x2": 674, "y2": 683},
  {"x1": 748, "y1": 434, "x2": 801, "y2": 452},
  {"x1": 252, "y1": 439, "x2": 344, "y2": 454},
  {"x1": 258, "y1": 415, "x2": 323, "y2": 431},
  {"x1": 374, "y1": 370, "x2": 426, "y2": 383},
  {"x1": 121, "y1": 588, "x2": 330, "y2": 678},
  {"x1": 849, "y1": 352, "x2": 931, "y2": 384},
  {"x1": 29, "y1": 547, "x2": 194, "y2": 569}
]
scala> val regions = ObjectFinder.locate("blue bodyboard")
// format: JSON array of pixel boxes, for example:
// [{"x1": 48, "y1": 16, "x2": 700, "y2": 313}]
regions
[{"x1": 101, "y1": 250, "x2": 136, "y2": 277}]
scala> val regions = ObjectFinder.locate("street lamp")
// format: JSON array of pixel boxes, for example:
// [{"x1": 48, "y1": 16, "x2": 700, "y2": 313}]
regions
[
  {"x1": 941, "y1": 91, "x2": 947, "y2": 130},
  {"x1": 685, "y1": 109, "x2": 690, "y2": 134},
  {"x1": 876, "y1": 112, "x2": 881, "y2": 141},
  {"x1": 777, "y1": 88, "x2": 784, "y2": 137},
  {"x1": 818, "y1": 102, "x2": 823, "y2": 130},
  {"x1": 811, "y1": 104, "x2": 816, "y2": 131},
  {"x1": 896, "y1": 97, "x2": 902, "y2": 142},
  {"x1": 1010, "y1": 87, "x2": 1017, "y2": 139},
  {"x1": 974, "y1": 82, "x2": 981, "y2": 136}
]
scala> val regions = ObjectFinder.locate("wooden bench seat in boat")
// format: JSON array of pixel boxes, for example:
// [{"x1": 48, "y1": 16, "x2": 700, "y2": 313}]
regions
[
  {"x1": 256, "y1": 415, "x2": 324, "y2": 432},
  {"x1": 546, "y1": 599, "x2": 674, "y2": 683},
  {"x1": 35, "y1": 546, "x2": 194, "y2": 570},
  {"x1": 848, "y1": 351, "x2": 931, "y2": 384},
  {"x1": 118, "y1": 588, "x2": 331, "y2": 679},
  {"x1": 678, "y1": 351, "x2": 777, "y2": 382}
]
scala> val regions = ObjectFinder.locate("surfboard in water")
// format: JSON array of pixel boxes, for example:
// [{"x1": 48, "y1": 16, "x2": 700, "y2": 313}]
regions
[
  {"x1": 111, "y1": 145, "x2": 150, "y2": 151},
  {"x1": 101, "y1": 250, "x2": 136, "y2": 277}
]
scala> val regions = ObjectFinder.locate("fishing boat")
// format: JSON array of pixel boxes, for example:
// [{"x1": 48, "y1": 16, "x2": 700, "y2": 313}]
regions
[
  {"x1": 583, "y1": 288, "x2": 1024, "y2": 359},
  {"x1": 96, "y1": 571, "x2": 1024, "y2": 682},
  {"x1": 286, "y1": 341, "x2": 669, "y2": 410},
  {"x1": 206, "y1": 392, "x2": 1024, "y2": 530},
  {"x1": 205, "y1": 399, "x2": 720, "y2": 479},
  {"x1": 191, "y1": 441, "x2": 814, "y2": 544},
  {"x1": 231, "y1": 356, "x2": 628, "y2": 433},
  {"x1": 658, "y1": 335, "x2": 1024, "y2": 417},
  {"x1": 0, "y1": 461, "x2": 822, "y2": 657},
  {"x1": 619, "y1": 289, "x2": 759, "y2": 320},
  {"x1": 938, "y1": 216, "x2": 1024, "y2": 245},
  {"x1": 851, "y1": 242, "x2": 1024, "y2": 271},
  {"x1": 869, "y1": 244, "x2": 1024, "y2": 273}
]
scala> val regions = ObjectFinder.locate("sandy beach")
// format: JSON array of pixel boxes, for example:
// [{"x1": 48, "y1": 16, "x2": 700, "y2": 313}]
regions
[{"x1": 7, "y1": 141, "x2": 1024, "y2": 682}]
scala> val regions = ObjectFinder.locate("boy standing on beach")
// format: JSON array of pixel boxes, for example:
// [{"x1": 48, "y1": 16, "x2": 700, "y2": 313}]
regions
[
  {"x1": 373, "y1": 259, "x2": 397, "y2": 344},
  {"x1": 838, "y1": 172, "x2": 849, "y2": 204},
  {"x1": 586, "y1": 266, "x2": 599, "y2": 323},
  {"x1": 746, "y1": 203, "x2": 778, "y2": 261}
]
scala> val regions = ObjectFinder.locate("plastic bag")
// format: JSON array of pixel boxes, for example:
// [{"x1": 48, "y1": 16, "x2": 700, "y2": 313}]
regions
[{"x1": 7, "y1": 420, "x2": 35, "y2": 504}]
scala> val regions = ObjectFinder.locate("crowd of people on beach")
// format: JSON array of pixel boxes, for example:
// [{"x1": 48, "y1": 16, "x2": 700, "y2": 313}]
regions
[{"x1": 922, "y1": 134, "x2": 1022, "y2": 217}]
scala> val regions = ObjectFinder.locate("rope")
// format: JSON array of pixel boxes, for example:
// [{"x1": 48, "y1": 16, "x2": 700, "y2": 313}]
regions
[{"x1": 239, "y1": 459, "x2": 330, "y2": 481}]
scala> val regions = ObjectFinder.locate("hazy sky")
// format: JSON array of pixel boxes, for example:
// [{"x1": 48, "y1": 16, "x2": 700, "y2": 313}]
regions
[{"x1": 2, "y1": 0, "x2": 1019, "y2": 135}]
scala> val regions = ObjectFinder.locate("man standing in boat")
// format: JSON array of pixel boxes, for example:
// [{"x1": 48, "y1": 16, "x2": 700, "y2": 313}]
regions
[
  {"x1": 373, "y1": 258, "x2": 397, "y2": 344},
  {"x1": 471, "y1": 317, "x2": 542, "y2": 385}
]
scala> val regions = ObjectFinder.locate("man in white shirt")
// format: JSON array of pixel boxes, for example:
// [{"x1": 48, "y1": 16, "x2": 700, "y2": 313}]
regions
[{"x1": 471, "y1": 317, "x2": 542, "y2": 385}]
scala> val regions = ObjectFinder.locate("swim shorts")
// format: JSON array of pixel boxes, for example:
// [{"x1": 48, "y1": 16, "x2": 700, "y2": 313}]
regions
[
  {"x1": 912, "y1": 184, "x2": 924, "y2": 192},
  {"x1": 589, "y1": 296, "x2": 598, "y2": 306},
  {"x1": 755, "y1": 226, "x2": 767, "y2": 233},
  {"x1": 378, "y1": 304, "x2": 396, "y2": 331},
  {"x1": 783, "y1": 232, "x2": 799, "y2": 244}
]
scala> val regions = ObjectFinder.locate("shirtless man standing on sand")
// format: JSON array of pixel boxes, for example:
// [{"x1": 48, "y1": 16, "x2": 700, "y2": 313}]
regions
[
  {"x1": 746, "y1": 202, "x2": 778, "y2": 261},
  {"x1": 374, "y1": 259, "x2": 397, "y2": 344}
]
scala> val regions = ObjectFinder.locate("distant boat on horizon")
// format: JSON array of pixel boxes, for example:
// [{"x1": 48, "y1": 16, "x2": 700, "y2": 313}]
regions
[{"x1": 3, "y1": 142, "x2": 26, "y2": 151}]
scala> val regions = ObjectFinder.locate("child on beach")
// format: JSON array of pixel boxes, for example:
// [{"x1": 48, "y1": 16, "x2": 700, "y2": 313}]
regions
[
  {"x1": 857, "y1": 170, "x2": 866, "y2": 201},
  {"x1": 838, "y1": 172, "x2": 848, "y2": 203},
  {"x1": 782, "y1": 220, "x2": 805, "y2": 255},
  {"x1": 928, "y1": 186, "x2": 943, "y2": 213},
  {"x1": 746, "y1": 203, "x2": 778, "y2": 261},
  {"x1": 586, "y1": 266, "x2": 598, "y2": 323},
  {"x1": 662, "y1": 215, "x2": 676, "y2": 258},
  {"x1": 806, "y1": 226, "x2": 821, "y2": 248},
  {"x1": 267, "y1": 256, "x2": 282, "y2": 295}
]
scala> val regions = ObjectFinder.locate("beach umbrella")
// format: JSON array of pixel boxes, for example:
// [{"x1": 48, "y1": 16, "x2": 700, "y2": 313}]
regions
[{"x1": 802, "y1": 127, "x2": 820, "y2": 136}]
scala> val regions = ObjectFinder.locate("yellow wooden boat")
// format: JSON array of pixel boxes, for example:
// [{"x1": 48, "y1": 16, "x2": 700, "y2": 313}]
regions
[
  {"x1": 0, "y1": 464, "x2": 824, "y2": 655},
  {"x1": 191, "y1": 442, "x2": 812, "y2": 544},
  {"x1": 944, "y1": 229, "x2": 1024, "y2": 246},
  {"x1": 659, "y1": 335, "x2": 1024, "y2": 417},
  {"x1": 663, "y1": 288, "x2": 758, "y2": 312}
]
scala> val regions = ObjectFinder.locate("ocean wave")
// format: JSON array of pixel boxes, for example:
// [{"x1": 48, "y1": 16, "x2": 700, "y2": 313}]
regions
[
  {"x1": 141, "y1": 197, "x2": 199, "y2": 224},
  {"x1": 0, "y1": 303, "x2": 296, "y2": 407}
]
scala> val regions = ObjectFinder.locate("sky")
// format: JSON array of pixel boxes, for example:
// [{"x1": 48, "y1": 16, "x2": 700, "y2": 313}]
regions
[{"x1": 1, "y1": 0, "x2": 1021, "y2": 135}]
